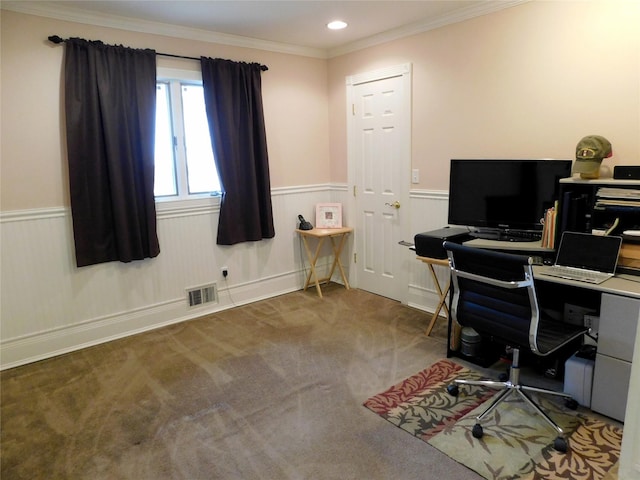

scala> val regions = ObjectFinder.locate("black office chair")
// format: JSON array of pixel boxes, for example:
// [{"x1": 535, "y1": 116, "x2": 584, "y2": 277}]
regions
[{"x1": 443, "y1": 241, "x2": 589, "y2": 452}]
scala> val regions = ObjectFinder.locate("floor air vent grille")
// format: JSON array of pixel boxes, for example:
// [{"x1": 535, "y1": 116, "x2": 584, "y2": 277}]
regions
[{"x1": 187, "y1": 284, "x2": 218, "y2": 307}]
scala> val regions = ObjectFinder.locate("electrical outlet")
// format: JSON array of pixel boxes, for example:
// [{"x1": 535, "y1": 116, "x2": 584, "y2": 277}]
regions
[
  {"x1": 221, "y1": 267, "x2": 228, "y2": 278},
  {"x1": 584, "y1": 314, "x2": 599, "y2": 334}
]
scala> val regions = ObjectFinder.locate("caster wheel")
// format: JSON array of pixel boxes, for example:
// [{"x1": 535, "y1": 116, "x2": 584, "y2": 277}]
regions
[
  {"x1": 553, "y1": 436, "x2": 568, "y2": 453},
  {"x1": 447, "y1": 384, "x2": 459, "y2": 397},
  {"x1": 472, "y1": 424, "x2": 483, "y2": 439},
  {"x1": 565, "y1": 398, "x2": 578, "y2": 410}
]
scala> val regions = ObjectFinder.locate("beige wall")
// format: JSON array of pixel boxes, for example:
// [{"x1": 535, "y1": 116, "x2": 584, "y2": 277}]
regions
[
  {"x1": 4, "y1": 2, "x2": 638, "y2": 210},
  {"x1": 0, "y1": 10, "x2": 331, "y2": 211},
  {"x1": 328, "y1": 0, "x2": 640, "y2": 189}
]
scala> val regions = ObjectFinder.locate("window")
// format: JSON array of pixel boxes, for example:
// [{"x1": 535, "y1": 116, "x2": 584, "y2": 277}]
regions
[{"x1": 154, "y1": 68, "x2": 221, "y2": 199}]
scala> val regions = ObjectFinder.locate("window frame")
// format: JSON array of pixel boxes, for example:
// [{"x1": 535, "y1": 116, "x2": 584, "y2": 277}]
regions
[{"x1": 155, "y1": 67, "x2": 221, "y2": 212}]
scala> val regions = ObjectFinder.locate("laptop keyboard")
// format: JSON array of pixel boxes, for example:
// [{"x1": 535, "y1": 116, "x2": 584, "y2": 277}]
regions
[{"x1": 542, "y1": 266, "x2": 612, "y2": 284}]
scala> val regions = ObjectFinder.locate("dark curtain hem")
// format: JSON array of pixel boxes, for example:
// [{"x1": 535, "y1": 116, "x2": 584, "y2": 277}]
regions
[{"x1": 200, "y1": 57, "x2": 275, "y2": 246}]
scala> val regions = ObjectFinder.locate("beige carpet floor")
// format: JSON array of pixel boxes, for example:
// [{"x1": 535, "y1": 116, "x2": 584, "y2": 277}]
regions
[{"x1": 2, "y1": 284, "x2": 488, "y2": 480}]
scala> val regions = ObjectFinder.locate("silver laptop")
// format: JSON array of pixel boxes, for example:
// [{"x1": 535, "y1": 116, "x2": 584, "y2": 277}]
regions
[{"x1": 539, "y1": 232, "x2": 622, "y2": 284}]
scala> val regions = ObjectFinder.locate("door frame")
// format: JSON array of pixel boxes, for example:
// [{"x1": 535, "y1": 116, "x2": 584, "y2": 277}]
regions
[{"x1": 346, "y1": 63, "x2": 412, "y2": 303}]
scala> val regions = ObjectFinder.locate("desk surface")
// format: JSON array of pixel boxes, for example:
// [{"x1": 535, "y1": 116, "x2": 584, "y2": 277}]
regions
[
  {"x1": 533, "y1": 266, "x2": 640, "y2": 299},
  {"x1": 462, "y1": 238, "x2": 640, "y2": 299},
  {"x1": 466, "y1": 238, "x2": 552, "y2": 252}
]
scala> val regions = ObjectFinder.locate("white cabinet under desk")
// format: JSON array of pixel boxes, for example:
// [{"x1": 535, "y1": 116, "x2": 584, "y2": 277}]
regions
[
  {"x1": 591, "y1": 293, "x2": 640, "y2": 422},
  {"x1": 531, "y1": 268, "x2": 640, "y2": 422}
]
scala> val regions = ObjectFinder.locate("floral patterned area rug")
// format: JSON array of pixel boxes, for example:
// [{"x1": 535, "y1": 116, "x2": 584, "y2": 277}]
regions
[{"x1": 364, "y1": 359, "x2": 622, "y2": 480}]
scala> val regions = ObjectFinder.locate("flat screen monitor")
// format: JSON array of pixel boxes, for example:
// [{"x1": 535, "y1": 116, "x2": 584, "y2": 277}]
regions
[{"x1": 447, "y1": 159, "x2": 572, "y2": 241}]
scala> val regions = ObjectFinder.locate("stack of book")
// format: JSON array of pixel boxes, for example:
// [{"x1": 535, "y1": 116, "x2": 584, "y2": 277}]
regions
[{"x1": 540, "y1": 202, "x2": 558, "y2": 249}]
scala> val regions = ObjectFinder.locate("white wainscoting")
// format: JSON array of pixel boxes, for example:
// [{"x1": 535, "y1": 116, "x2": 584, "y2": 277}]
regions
[
  {"x1": 0, "y1": 185, "x2": 349, "y2": 369},
  {"x1": 0, "y1": 186, "x2": 448, "y2": 369}
]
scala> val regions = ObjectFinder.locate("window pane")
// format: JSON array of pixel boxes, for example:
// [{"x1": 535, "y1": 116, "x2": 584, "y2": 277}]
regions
[
  {"x1": 154, "y1": 83, "x2": 177, "y2": 196},
  {"x1": 181, "y1": 84, "x2": 220, "y2": 194}
]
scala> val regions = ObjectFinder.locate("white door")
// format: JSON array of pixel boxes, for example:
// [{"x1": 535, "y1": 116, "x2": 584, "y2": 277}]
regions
[{"x1": 347, "y1": 64, "x2": 412, "y2": 302}]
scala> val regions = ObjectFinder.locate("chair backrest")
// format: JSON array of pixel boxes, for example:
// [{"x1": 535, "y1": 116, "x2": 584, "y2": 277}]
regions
[{"x1": 443, "y1": 241, "x2": 541, "y2": 354}]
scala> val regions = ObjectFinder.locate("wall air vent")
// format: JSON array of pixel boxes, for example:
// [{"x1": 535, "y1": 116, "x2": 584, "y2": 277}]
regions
[{"x1": 187, "y1": 283, "x2": 218, "y2": 307}]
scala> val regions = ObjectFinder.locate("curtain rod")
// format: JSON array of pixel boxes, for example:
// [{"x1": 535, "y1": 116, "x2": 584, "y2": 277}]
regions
[{"x1": 47, "y1": 35, "x2": 268, "y2": 71}]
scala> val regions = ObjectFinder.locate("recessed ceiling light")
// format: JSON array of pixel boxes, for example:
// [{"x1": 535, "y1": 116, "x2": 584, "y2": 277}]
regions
[{"x1": 327, "y1": 20, "x2": 348, "y2": 30}]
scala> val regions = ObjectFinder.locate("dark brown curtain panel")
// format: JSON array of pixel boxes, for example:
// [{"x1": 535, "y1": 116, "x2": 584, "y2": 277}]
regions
[
  {"x1": 64, "y1": 38, "x2": 160, "y2": 267},
  {"x1": 200, "y1": 57, "x2": 275, "y2": 245}
]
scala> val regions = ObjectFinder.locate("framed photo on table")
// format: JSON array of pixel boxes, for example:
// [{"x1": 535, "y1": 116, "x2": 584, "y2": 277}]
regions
[{"x1": 315, "y1": 203, "x2": 343, "y2": 228}]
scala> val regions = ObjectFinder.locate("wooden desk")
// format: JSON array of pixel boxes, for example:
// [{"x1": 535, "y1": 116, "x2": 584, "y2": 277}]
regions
[
  {"x1": 416, "y1": 255, "x2": 451, "y2": 336},
  {"x1": 296, "y1": 227, "x2": 353, "y2": 298}
]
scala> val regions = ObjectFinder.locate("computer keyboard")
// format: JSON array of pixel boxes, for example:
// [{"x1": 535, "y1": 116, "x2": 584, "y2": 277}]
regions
[{"x1": 542, "y1": 266, "x2": 612, "y2": 284}]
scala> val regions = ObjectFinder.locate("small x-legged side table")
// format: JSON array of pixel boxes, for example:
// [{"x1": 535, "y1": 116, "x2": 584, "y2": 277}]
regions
[{"x1": 296, "y1": 227, "x2": 353, "y2": 298}]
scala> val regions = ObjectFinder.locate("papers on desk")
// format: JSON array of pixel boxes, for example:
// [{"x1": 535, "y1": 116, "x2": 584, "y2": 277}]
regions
[
  {"x1": 597, "y1": 187, "x2": 640, "y2": 200},
  {"x1": 596, "y1": 187, "x2": 640, "y2": 208},
  {"x1": 594, "y1": 187, "x2": 640, "y2": 248}
]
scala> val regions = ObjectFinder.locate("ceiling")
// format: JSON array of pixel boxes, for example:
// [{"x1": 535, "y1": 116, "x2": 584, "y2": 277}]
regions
[{"x1": 3, "y1": 1, "x2": 525, "y2": 57}]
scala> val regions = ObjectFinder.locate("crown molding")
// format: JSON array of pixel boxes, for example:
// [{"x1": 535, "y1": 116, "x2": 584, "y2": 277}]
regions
[
  {"x1": 328, "y1": 0, "x2": 529, "y2": 58},
  {"x1": 3, "y1": 0, "x2": 528, "y2": 60},
  {"x1": 1, "y1": 1, "x2": 328, "y2": 59}
]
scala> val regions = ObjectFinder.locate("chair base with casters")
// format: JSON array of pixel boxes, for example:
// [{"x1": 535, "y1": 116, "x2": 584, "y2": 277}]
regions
[{"x1": 447, "y1": 348, "x2": 578, "y2": 453}]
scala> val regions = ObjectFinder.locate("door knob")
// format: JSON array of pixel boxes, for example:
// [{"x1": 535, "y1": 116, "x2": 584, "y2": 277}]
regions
[{"x1": 385, "y1": 201, "x2": 401, "y2": 209}]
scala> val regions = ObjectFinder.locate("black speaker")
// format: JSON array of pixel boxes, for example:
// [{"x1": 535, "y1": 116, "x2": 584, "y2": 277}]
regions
[{"x1": 613, "y1": 166, "x2": 640, "y2": 180}]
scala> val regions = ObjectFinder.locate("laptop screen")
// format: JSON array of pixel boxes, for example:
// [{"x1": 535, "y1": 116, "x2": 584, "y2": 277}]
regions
[{"x1": 555, "y1": 232, "x2": 622, "y2": 274}]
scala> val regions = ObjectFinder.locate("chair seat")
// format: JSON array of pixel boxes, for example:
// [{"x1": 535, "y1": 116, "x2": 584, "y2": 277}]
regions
[{"x1": 536, "y1": 317, "x2": 587, "y2": 355}]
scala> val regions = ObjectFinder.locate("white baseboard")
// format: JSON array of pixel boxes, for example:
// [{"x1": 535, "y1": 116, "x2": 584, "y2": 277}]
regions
[
  {"x1": 407, "y1": 283, "x2": 442, "y2": 314},
  {"x1": 0, "y1": 270, "x2": 305, "y2": 370}
]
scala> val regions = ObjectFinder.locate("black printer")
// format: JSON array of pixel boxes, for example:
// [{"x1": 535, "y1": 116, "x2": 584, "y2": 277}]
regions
[{"x1": 414, "y1": 227, "x2": 472, "y2": 259}]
